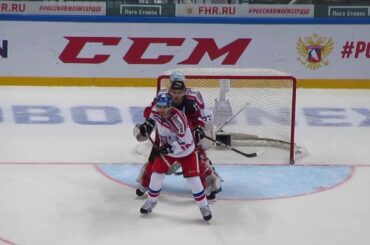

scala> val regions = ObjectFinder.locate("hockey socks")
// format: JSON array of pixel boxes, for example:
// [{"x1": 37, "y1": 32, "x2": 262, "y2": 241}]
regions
[
  {"x1": 147, "y1": 172, "x2": 165, "y2": 203},
  {"x1": 186, "y1": 176, "x2": 208, "y2": 208},
  {"x1": 186, "y1": 176, "x2": 212, "y2": 221}
]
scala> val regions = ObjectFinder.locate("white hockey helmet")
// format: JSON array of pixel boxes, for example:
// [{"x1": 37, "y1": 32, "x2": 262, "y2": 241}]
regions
[{"x1": 169, "y1": 71, "x2": 185, "y2": 83}]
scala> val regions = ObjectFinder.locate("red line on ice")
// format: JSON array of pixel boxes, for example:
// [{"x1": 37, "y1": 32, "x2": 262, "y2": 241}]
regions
[{"x1": 0, "y1": 236, "x2": 17, "y2": 245}]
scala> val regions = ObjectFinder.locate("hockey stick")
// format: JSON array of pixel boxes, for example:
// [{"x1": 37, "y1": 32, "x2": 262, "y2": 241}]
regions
[
  {"x1": 146, "y1": 133, "x2": 171, "y2": 168},
  {"x1": 203, "y1": 135, "x2": 258, "y2": 158},
  {"x1": 146, "y1": 133, "x2": 180, "y2": 175},
  {"x1": 215, "y1": 102, "x2": 250, "y2": 133}
]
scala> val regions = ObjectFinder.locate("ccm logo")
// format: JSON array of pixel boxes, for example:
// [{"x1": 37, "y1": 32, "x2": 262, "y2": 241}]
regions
[{"x1": 59, "y1": 37, "x2": 251, "y2": 65}]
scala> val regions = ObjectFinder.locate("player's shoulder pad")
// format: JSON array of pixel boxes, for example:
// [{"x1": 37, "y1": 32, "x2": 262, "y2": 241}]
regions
[
  {"x1": 186, "y1": 88, "x2": 200, "y2": 94},
  {"x1": 186, "y1": 88, "x2": 205, "y2": 104},
  {"x1": 186, "y1": 88, "x2": 202, "y2": 97},
  {"x1": 183, "y1": 98, "x2": 200, "y2": 113},
  {"x1": 170, "y1": 108, "x2": 186, "y2": 132}
]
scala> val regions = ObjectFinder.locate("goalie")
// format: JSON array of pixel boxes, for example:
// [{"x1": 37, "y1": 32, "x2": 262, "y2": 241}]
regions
[{"x1": 135, "y1": 71, "x2": 222, "y2": 200}]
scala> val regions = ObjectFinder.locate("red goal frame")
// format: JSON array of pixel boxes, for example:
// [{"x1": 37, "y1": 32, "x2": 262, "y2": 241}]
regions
[{"x1": 157, "y1": 75, "x2": 297, "y2": 164}]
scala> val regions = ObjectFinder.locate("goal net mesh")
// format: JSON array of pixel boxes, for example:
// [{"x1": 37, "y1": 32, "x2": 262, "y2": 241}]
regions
[{"x1": 157, "y1": 68, "x2": 297, "y2": 163}]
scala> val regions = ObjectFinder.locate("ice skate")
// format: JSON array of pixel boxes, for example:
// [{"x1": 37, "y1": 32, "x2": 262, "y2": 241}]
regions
[
  {"x1": 200, "y1": 205, "x2": 212, "y2": 221},
  {"x1": 136, "y1": 185, "x2": 148, "y2": 197},
  {"x1": 140, "y1": 200, "x2": 157, "y2": 214}
]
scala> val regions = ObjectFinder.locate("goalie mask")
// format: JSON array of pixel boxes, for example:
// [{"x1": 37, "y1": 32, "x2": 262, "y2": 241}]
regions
[{"x1": 169, "y1": 71, "x2": 185, "y2": 83}]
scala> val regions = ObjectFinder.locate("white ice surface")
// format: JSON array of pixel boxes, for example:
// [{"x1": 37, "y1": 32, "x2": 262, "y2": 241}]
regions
[{"x1": 0, "y1": 87, "x2": 369, "y2": 245}]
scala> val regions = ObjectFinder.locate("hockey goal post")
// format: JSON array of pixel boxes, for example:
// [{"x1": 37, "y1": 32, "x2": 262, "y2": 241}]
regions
[{"x1": 157, "y1": 68, "x2": 298, "y2": 164}]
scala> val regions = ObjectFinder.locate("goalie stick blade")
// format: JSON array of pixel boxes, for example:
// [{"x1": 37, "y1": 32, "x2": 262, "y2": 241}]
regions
[
  {"x1": 205, "y1": 135, "x2": 258, "y2": 158},
  {"x1": 234, "y1": 149, "x2": 257, "y2": 158}
]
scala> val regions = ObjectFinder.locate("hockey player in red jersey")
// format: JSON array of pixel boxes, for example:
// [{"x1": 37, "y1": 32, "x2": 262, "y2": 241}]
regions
[
  {"x1": 167, "y1": 73, "x2": 222, "y2": 200},
  {"x1": 135, "y1": 72, "x2": 222, "y2": 200},
  {"x1": 135, "y1": 93, "x2": 212, "y2": 221}
]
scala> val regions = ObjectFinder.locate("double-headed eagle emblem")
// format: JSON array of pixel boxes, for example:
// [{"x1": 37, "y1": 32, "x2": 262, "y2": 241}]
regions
[{"x1": 297, "y1": 34, "x2": 334, "y2": 70}]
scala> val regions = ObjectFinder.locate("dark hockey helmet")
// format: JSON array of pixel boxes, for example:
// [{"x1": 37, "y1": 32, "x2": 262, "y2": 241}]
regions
[{"x1": 170, "y1": 80, "x2": 185, "y2": 91}]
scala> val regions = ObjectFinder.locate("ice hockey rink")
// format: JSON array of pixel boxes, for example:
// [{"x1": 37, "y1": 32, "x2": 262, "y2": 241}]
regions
[{"x1": 0, "y1": 86, "x2": 369, "y2": 245}]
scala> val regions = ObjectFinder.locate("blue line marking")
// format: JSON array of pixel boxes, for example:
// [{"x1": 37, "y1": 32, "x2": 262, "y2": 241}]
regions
[{"x1": 98, "y1": 164, "x2": 353, "y2": 200}]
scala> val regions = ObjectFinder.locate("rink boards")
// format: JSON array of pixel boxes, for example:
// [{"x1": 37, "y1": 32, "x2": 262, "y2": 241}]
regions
[{"x1": 1, "y1": 18, "x2": 370, "y2": 88}]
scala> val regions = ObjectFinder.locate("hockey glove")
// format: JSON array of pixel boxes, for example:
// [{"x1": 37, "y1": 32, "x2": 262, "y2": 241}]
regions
[
  {"x1": 159, "y1": 143, "x2": 173, "y2": 155},
  {"x1": 139, "y1": 118, "x2": 155, "y2": 136},
  {"x1": 194, "y1": 125, "x2": 205, "y2": 141},
  {"x1": 133, "y1": 124, "x2": 148, "y2": 142}
]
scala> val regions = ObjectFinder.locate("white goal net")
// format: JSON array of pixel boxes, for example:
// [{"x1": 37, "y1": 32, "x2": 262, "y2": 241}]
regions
[{"x1": 157, "y1": 68, "x2": 304, "y2": 164}]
